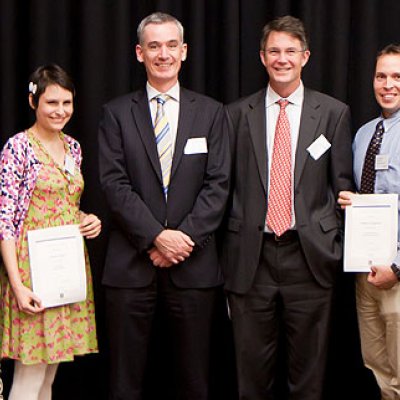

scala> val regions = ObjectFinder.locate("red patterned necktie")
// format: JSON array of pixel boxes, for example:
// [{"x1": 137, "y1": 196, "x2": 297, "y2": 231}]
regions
[
  {"x1": 266, "y1": 99, "x2": 292, "y2": 236},
  {"x1": 360, "y1": 120, "x2": 384, "y2": 194}
]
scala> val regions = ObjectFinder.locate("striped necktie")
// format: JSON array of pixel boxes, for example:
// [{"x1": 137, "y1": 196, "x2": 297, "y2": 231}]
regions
[{"x1": 154, "y1": 95, "x2": 172, "y2": 198}]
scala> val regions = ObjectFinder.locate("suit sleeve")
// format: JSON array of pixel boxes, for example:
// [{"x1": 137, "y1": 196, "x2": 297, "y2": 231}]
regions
[
  {"x1": 98, "y1": 104, "x2": 164, "y2": 252},
  {"x1": 177, "y1": 104, "x2": 230, "y2": 247},
  {"x1": 330, "y1": 105, "x2": 355, "y2": 196}
]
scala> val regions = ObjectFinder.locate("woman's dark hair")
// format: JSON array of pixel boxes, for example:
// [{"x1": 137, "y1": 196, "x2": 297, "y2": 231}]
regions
[{"x1": 29, "y1": 63, "x2": 75, "y2": 108}]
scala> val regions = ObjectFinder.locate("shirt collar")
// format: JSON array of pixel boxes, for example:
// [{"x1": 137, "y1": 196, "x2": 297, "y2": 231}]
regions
[
  {"x1": 266, "y1": 81, "x2": 304, "y2": 108},
  {"x1": 146, "y1": 81, "x2": 180, "y2": 102},
  {"x1": 381, "y1": 108, "x2": 400, "y2": 132}
]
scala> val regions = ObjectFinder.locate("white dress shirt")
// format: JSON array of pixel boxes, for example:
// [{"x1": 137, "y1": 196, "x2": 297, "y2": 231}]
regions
[{"x1": 147, "y1": 81, "x2": 180, "y2": 155}]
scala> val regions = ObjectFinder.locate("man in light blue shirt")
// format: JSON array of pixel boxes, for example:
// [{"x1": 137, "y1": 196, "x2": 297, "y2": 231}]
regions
[{"x1": 339, "y1": 44, "x2": 400, "y2": 399}]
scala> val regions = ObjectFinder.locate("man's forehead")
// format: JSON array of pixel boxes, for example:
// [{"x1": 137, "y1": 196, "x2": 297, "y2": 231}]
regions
[
  {"x1": 377, "y1": 54, "x2": 400, "y2": 65},
  {"x1": 143, "y1": 22, "x2": 181, "y2": 40},
  {"x1": 267, "y1": 31, "x2": 301, "y2": 43}
]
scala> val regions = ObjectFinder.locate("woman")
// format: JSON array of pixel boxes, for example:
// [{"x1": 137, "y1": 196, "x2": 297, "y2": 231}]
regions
[{"x1": 0, "y1": 64, "x2": 101, "y2": 400}]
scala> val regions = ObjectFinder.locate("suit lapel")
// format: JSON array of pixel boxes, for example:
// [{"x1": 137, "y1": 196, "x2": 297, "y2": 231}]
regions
[
  {"x1": 131, "y1": 90, "x2": 163, "y2": 183},
  {"x1": 247, "y1": 90, "x2": 268, "y2": 194},
  {"x1": 294, "y1": 89, "x2": 321, "y2": 189},
  {"x1": 170, "y1": 88, "x2": 195, "y2": 179}
]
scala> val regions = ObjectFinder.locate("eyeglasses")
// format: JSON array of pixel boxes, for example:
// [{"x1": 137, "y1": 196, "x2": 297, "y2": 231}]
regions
[{"x1": 264, "y1": 48, "x2": 306, "y2": 57}]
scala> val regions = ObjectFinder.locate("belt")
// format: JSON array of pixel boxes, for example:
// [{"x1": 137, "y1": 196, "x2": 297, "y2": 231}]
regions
[{"x1": 264, "y1": 230, "x2": 298, "y2": 242}]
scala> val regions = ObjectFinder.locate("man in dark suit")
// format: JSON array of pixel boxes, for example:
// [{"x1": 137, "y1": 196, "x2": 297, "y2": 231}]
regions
[
  {"x1": 98, "y1": 12, "x2": 229, "y2": 400},
  {"x1": 221, "y1": 15, "x2": 354, "y2": 399}
]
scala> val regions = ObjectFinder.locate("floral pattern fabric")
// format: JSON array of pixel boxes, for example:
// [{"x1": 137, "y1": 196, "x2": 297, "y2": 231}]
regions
[
  {"x1": 0, "y1": 131, "x2": 81, "y2": 241},
  {"x1": 0, "y1": 131, "x2": 97, "y2": 364}
]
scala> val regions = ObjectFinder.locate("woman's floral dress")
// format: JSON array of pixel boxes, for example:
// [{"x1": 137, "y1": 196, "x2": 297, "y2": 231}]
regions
[{"x1": 0, "y1": 131, "x2": 98, "y2": 364}]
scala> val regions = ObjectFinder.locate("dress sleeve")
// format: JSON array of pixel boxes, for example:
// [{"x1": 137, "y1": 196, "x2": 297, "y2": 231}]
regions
[{"x1": 0, "y1": 137, "x2": 26, "y2": 240}]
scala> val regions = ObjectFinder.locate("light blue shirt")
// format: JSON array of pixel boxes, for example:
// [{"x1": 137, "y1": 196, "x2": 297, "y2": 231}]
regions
[{"x1": 353, "y1": 109, "x2": 400, "y2": 265}]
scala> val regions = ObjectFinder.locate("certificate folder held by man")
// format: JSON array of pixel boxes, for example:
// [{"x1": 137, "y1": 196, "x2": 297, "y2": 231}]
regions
[{"x1": 344, "y1": 193, "x2": 398, "y2": 272}]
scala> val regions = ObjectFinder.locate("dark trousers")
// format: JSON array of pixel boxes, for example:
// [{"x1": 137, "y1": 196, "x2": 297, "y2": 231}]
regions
[
  {"x1": 106, "y1": 269, "x2": 217, "y2": 400},
  {"x1": 228, "y1": 233, "x2": 333, "y2": 400}
]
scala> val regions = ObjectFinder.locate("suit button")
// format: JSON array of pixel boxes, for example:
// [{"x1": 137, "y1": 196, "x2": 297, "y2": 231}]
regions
[{"x1": 258, "y1": 225, "x2": 264, "y2": 231}]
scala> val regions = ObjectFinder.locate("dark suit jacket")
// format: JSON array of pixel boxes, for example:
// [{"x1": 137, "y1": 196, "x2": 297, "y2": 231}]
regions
[
  {"x1": 98, "y1": 87, "x2": 229, "y2": 289},
  {"x1": 221, "y1": 87, "x2": 355, "y2": 294}
]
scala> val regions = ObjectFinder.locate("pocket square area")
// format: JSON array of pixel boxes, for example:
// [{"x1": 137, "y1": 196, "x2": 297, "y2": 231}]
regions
[{"x1": 184, "y1": 137, "x2": 208, "y2": 154}]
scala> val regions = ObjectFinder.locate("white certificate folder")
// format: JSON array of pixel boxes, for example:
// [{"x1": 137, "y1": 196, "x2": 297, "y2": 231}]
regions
[
  {"x1": 28, "y1": 224, "x2": 87, "y2": 308},
  {"x1": 344, "y1": 194, "x2": 398, "y2": 272}
]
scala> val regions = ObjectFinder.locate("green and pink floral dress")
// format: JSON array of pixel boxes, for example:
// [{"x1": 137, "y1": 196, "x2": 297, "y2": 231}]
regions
[{"x1": 0, "y1": 131, "x2": 98, "y2": 364}]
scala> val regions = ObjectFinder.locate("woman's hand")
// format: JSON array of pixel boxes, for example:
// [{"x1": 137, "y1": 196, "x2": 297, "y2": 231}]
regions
[
  {"x1": 12, "y1": 283, "x2": 44, "y2": 315},
  {"x1": 1, "y1": 240, "x2": 43, "y2": 314},
  {"x1": 79, "y1": 212, "x2": 101, "y2": 239}
]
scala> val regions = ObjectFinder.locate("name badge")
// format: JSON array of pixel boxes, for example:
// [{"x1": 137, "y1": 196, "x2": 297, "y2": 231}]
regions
[
  {"x1": 64, "y1": 155, "x2": 76, "y2": 176},
  {"x1": 306, "y1": 134, "x2": 331, "y2": 160},
  {"x1": 375, "y1": 154, "x2": 389, "y2": 170}
]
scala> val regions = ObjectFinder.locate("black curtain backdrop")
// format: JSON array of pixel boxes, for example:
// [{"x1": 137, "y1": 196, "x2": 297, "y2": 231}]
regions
[{"x1": 1, "y1": 0, "x2": 399, "y2": 399}]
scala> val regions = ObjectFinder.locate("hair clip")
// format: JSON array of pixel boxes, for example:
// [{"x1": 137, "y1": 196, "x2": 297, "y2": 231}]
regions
[{"x1": 28, "y1": 81, "x2": 37, "y2": 95}]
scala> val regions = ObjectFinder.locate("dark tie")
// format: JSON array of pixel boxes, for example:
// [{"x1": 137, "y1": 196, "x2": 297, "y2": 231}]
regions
[
  {"x1": 360, "y1": 120, "x2": 384, "y2": 194},
  {"x1": 266, "y1": 99, "x2": 292, "y2": 236}
]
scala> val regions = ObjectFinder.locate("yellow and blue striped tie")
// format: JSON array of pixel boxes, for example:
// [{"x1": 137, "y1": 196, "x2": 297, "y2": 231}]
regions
[{"x1": 154, "y1": 95, "x2": 172, "y2": 197}]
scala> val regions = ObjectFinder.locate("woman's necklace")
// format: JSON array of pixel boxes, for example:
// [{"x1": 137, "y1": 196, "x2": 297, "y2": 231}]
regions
[{"x1": 28, "y1": 129, "x2": 66, "y2": 168}]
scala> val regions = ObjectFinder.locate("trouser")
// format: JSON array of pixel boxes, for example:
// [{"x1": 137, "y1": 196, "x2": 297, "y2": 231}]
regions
[
  {"x1": 106, "y1": 269, "x2": 218, "y2": 400},
  {"x1": 357, "y1": 273, "x2": 400, "y2": 400},
  {"x1": 229, "y1": 232, "x2": 333, "y2": 400}
]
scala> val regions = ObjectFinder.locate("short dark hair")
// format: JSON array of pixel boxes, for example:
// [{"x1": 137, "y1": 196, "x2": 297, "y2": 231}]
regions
[
  {"x1": 377, "y1": 43, "x2": 400, "y2": 58},
  {"x1": 260, "y1": 15, "x2": 308, "y2": 51},
  {"x1": 29, "y1": 64, "x2": 75, "y2": 108},
  {"x1": 137, "y1": 12, "x2": 184, "y2": 45}
]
